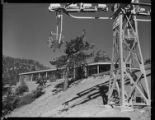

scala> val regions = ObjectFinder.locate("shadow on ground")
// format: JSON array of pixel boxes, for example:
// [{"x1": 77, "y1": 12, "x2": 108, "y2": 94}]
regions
[
  {"x1": 61, "y1": 81, "x2": 109, "y2": 111},
  {"x1": 52, "y1": 78, "x2": 83, "y2": 95},
  {"x1": 60, "y1": 69, "x2": 151, "y2": 112}
]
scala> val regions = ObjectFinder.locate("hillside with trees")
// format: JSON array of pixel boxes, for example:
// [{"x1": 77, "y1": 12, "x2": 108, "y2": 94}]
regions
[{"x1": 2, "y1": 55, "x2": 49, "y2": 85}]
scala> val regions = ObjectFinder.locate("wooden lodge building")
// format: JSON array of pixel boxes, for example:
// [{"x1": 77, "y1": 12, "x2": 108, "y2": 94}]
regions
[
  {"x1": 18, "y1": 62, "x2": 130, "y2": 83},
  {"x1": 18, "y1": 62, "x2": 111, "y2": 82}
]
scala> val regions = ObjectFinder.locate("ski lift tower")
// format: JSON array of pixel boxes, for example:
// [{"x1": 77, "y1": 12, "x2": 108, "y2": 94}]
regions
[{"x1": 48, "y1": 0, "x2": 151, "y2": 109}]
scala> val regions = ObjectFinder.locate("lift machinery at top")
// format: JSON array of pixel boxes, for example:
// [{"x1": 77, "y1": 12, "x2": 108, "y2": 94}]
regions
[{"x1": 48, "y1": 0, "x2": 151, "y2": 109}]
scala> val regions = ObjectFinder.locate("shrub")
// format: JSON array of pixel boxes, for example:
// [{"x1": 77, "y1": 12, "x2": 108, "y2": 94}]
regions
[
  {"x1": 12, "y1": 96, "x2": 20, "y2": 109},
  {"x1": 49, "y1": 75, "x2": 57, "y2": 82},
  {"x1": 14, "y1": 87, "x2": 44, "y2": 108},
  {"x1": 32, "y1": 86, "x2": 44, "y2": 99},
  {"x1": 2, "y1": 84, "x2": 44, "y2": 117},
  {"x1": 3, "y1": 96, "x2": 14, "y2": 112},
  {"x1": 16, "y1": 94, "x2": 34, "y2": 108},
  {"x1": 36, "y1": 77, "x2": 45, "y2": 87},
  {"x1": 2, "y1": 93, "x2": 20, "y2": 116},
  {"x1": 15, "y1": 80, "x2": 29, "y2": 96}
]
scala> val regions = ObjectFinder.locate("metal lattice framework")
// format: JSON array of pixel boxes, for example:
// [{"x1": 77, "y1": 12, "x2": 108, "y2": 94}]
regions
[
  {"x1": 108, "y1": 2, "x2": 151, "y2": 107},
  {"x1": 48, "y1": 1, "x2": 151, "y2": 108}
]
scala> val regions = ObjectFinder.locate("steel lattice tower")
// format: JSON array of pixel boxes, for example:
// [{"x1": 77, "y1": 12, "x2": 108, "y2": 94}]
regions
[{"x1": 108, "y1": 2, "x2": 151, "y2": 107}]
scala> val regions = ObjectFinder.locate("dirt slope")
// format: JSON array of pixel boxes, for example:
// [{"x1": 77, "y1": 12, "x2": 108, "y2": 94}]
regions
[{"x1": 7, "y1": 70, "x2": 151, "y2": 119}]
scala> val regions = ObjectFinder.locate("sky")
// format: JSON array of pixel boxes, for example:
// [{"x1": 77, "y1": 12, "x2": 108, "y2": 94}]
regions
[{"x1": 3, "y1": 3, "x2": 151, "y2": 68}]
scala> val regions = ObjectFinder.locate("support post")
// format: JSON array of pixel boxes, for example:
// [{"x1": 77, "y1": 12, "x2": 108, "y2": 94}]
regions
[
  {"x1": 97, "y1": 65, "x2": 99, "y2": 74},
  {"x1": 31, "y1": 74, "x2": 33, "y2": 82},
  {"x1": 73, "y1": 63, "x2": 76, "y2": 79},
  {"x1": 18, "y1": 75, "x2": 22, "y2": 84},
  {"x1": 46, "y1": 72, "x2": 48, "y2": 78},
  {"x1": 84, "y1": 65, "x2": 87, "y2": 78},
  {"x1": 39, "y1": 73, "x2": 41, "y2": 78},
  {"x1": 119, "y1": 14, "x2": 125, "y2": 106}
]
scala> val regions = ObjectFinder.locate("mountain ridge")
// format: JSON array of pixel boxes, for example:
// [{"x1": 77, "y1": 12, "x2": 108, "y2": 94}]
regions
[{"x1": 3, "y1": 55, "x2": 50, "y2": 85}]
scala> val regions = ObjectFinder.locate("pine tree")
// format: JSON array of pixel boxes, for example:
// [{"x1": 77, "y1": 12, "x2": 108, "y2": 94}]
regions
[{"x1": 50, "y1": 30, "x2": 94, "y2": 90}]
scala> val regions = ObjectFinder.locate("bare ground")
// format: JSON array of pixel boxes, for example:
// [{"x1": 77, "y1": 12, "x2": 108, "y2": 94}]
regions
[{"x1": 7, "y1": 70, "x2": 151, "y2": 119}]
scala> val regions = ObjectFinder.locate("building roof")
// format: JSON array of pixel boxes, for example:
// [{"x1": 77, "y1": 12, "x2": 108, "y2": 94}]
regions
[
  {"x1": 18, "y1": 68, "x2": 60, "y2": 75},
  {"x1": 87, "y1": 62, "x2": 111, "y2": 66}
]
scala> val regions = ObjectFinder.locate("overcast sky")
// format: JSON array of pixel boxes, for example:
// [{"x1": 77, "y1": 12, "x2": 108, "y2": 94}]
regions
[{"x1": 3, "y1": 3, "x2": 151, "y2": 68}]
